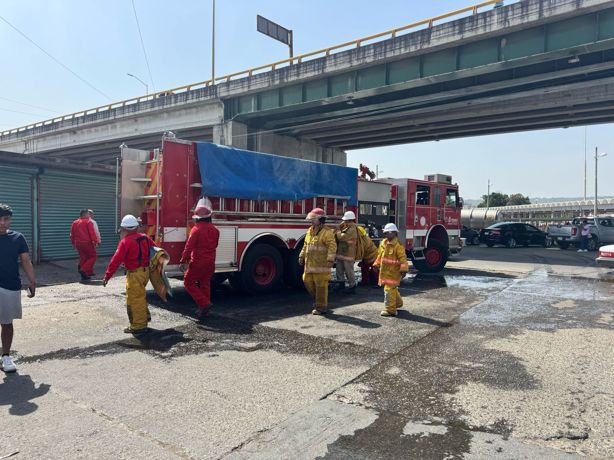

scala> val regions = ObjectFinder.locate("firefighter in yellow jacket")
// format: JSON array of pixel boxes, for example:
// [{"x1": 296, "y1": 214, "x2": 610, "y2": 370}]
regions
[
  {"x1": 335, "y1": 211, "x2": 359, "y2": 292},
  {"x1": 299, "y1": 208, "x2": 337, "y2": 315},
  {"x1": 373, "y1": 223, "x2": 409, "y2": 317}
]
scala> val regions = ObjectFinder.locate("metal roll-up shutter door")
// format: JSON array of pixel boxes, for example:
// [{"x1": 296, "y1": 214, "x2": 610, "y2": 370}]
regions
[
  {"x1": 0, "y1": 167, "x2": 35, "y2": 250},
  {"x1": 39, "y1": 171, "x2": 118, "y2": 260}
]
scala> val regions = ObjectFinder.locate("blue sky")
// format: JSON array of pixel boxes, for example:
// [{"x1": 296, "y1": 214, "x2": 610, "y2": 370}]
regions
[{"x1": 0, "y1": 0, "x2": 612, "y2": 200}]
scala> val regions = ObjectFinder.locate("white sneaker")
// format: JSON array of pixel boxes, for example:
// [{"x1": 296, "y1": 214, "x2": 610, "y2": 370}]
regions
[
  {"x1": 584, "y1": 249, "x2": 589, "y2": 252},
  {"x1": 577, "y1": 249, "x2": 583, "y2": 252},
  {"x1": 1, "y1": 355, "x2": 16, "y2": 373}
]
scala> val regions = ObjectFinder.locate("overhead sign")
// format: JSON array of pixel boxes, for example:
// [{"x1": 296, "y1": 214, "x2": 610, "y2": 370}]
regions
[{"x1": 257, "y1": 15, "x2": 292, "y2": 46}]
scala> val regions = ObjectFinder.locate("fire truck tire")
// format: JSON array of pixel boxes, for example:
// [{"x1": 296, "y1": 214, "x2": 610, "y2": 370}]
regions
[
  {"x1": 284, "y1": 246, "x2": 305, "y2": 289},
  {"x1": 238, "y1": 244, "x2": 284, "y2": 294},
  {"x1": 413, "y1": 240, "x2": 448, "y2": 273}
]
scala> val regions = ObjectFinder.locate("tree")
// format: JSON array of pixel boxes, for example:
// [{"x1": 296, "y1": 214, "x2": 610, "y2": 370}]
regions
[
  {"x1": 477, "y1": 192, "x2": 508, "y2": 207},
  {"x1": 477, "y1": 192, "x2": 531, "y2": 207},
  {"x1": 507, "y1": 193, "x2": 531, "y2": 206}
]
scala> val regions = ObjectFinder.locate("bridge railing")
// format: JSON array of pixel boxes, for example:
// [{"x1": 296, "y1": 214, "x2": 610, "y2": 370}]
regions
[{"x1": 1, "y1": 0, "x2": 504, "y2": 138}]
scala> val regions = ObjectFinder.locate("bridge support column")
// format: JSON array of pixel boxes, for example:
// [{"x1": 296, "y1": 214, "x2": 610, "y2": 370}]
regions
[{"x1": 213, "y1": 121, "x2": 347, "y2": 166}]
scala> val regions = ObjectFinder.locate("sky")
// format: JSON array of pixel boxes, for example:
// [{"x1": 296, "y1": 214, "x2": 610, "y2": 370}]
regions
[{"x1": 0, "y1": 0, "x2": 612, "y2": 200}]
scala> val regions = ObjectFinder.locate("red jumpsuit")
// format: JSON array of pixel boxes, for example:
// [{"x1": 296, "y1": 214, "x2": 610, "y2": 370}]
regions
[
  {"x1": 180, "y1": 222, "x2": 219, "y2": 309},
  {"x1": 70, "y1": 217, "x2": 97, "y2": 276}
]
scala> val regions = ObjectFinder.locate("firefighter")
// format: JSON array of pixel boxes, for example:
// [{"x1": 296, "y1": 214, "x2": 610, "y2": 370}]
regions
[
  {"x1": 70, "y1": 209, "x2": 98, "y2": 280},
  {"x1": 102, "y1": 215, "x2": 155, "y2": 334},
  {"x1": 298, "y1": 208, "x2": 337, "y2": 315},
  {"x1": 335, "y1": 211, "x2": 358, "y2": 292},
  {"x1": 180, "y1": 198, "x2": 220, "y2": 320},
  {"x1": 373, "y1": 223, "x2": 408, "y2": 317}
]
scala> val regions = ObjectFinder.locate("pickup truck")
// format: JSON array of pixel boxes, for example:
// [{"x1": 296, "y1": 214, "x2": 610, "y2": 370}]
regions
[{"x1": 548, "y1": 216, "x2": 614, "y2": 251}]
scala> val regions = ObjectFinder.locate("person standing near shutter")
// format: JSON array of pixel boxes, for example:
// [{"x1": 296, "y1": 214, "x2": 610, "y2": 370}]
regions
[
  {"x1": 70, "y1": 209, "x2": 98, "y2": 280},
  {"x1": 335, "y1": 211, "x2": 358, "y2": 293},
  {"x1": 103, "y1": 215, "x2": 155, "y2": 334}
]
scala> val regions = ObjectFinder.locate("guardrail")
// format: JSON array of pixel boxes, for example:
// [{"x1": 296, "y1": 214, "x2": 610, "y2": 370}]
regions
[{"x1": 1, "y1": 0, "x2": 504, "y2": 137}]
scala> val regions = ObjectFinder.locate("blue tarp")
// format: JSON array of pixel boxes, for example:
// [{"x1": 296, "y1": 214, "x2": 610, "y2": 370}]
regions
[{"x1": 196, "y1": 142, "x2": 357, "y2": 205}]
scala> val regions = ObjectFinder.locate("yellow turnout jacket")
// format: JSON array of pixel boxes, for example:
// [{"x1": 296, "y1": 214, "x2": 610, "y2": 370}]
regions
[
  {"x1": 373, "y1": 237, "x2": 409, "y2": 287},
  {"x1": 299, "y1": 225, "x2": 337, "y2": 274}
]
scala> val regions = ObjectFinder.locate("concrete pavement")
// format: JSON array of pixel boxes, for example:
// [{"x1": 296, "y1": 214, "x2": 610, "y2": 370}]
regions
[{"x1": 3, "y1": 246, "x2": 613, "y2": 459}]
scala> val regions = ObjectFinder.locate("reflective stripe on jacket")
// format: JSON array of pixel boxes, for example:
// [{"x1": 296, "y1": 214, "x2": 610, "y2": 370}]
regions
[
  {"x1": 373, "y1": 237, "x2": 408, "y2": 287},
  {"x1": 336, "y1": 222, "x2": 358, "y2": 261},
  {"x1": 299, "y1": 225, "x2": 337, "y2": 274}
]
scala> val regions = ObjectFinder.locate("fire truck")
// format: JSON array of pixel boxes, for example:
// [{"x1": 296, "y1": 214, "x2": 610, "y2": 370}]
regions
[
  {"x1": 357, "y1": 175, "x2": 463, "y2": 273},
  {"x1": 118, "y1": 135, "x2": 462, "y2": 293}
]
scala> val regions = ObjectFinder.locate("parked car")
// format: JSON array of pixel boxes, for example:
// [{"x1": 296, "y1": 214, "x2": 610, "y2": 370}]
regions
[
  {"x1": 461, "y1": 226, "x2": 480, "y2": 245},
  {"x1": 480, "y1": 222, "x2": 550, "y2": 248},
  {"x1": 596, "y1": 244, "x2": 614, "y2": 268},
  {"x1": 547, "y1": 216, "x2": 614, "y2": 251}
]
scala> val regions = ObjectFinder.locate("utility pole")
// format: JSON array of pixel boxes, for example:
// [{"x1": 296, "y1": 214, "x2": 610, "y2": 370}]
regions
[
  {"x1": 584, "y1": 126, "x2": 587, "y2": 201},
  {"x1": 212, "y1": 0, "x2": 216, "y2": 84},
  {"x1": 486, "y1": 179, "x2": 491, "y2": 208}
]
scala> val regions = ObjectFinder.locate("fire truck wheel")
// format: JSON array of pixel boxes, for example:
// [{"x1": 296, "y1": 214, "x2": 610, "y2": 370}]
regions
[
  {"x1": 239, "y1": 244, "x2": 284, "y2": 294},
  {"x1": 413, "y1": 240, "x2": 449, "y2": 273}
]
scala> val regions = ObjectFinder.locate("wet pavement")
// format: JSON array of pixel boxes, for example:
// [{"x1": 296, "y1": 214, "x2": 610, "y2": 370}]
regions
[{"x1": 2, "y1": 246, "x2": 613, "y2": 459}]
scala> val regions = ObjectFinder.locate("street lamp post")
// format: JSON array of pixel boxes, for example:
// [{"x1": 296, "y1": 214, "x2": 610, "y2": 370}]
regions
[
  {"x1": 594, "y1": 147, "x2": 608, "y2": 217},
  {"x1": 127, "y1": 73, "x2": 148, "y2": 95}
]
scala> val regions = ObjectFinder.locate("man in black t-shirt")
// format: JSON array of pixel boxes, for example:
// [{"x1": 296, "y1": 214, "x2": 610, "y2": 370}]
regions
[{"x1": 0, "y1": 203, "x2": 36, "y2": 373}]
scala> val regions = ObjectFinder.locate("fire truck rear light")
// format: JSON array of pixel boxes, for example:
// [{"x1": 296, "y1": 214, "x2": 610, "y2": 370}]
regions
[{"x1": 572, "y1": 228, "x2": 577, "y2": 236}]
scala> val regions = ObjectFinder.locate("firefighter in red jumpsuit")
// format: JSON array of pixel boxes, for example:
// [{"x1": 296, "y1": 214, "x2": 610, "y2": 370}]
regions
[
  {"x1": 70, "y1": 209, "x2": 98, "y2": 280},
  {"x1": 180, "y1": 199, "x2": 219, "y2": 320}
]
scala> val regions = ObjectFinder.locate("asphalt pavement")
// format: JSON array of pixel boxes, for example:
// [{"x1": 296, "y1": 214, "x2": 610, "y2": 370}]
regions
[{"x1": 2, "y1": 246, "x2": 613, "y2": 459}]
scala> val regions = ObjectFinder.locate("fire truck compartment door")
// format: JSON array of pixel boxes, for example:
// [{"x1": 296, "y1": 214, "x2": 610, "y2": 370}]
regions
[{"x1": 216, "y1": 226, "x2": 238, "y2": 269}]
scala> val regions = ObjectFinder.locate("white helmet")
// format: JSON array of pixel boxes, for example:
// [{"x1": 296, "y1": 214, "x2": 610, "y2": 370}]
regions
[
  {"x1": 342, "y1": 211, "x2": 356, "y2": 221},
  {"x1": 383, "y1": 223, "x2": 398, "y2": 233},
  {"x1": 120, "y1": 214, "x2": 139, "y2": 229}
]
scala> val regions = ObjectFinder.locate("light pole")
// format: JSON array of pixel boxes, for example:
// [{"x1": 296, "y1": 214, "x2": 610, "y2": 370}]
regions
[
  {"x1": 127, "y1": 73, "x2": 148, "y2": 95},
  {"x1": 594, "y1": 147, "x2": 608, "y2": 217},
  {"x1": 212, "y1": 0, "x2": 215, "y2": 83}
]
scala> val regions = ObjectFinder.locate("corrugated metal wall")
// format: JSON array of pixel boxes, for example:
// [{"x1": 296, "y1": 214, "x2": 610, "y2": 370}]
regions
[
  {"x1": 39, "y1": 171, "x2": 118, "y2": 260},
  {"x1": 0, "y1": 166, "x2": 35, "y2": 251}
]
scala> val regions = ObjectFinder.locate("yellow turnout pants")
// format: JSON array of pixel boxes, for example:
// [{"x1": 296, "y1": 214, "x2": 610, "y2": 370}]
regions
[
  {"x1": 126, "y1": 267, "x2": 151, "y2": 330},
  {"x1": 383, "y1": 285, "x2": 403, "y2": 314},
  {"x1": 303, "y1": 273, "x2": 330, "y2": 312}
]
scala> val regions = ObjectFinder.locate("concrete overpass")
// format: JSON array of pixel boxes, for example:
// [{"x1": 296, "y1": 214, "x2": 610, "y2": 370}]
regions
[{"x1": 2, "y1": 0, "x2": 614, "y2": 164}]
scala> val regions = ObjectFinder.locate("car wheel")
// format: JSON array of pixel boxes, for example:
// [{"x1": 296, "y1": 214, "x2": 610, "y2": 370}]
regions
[
  {"x1": 472, "y1": 236, "x2": 480, "y2": 246},
  {"x1": 506, "y1": 236, "x2": 517, "y2": 248},
  {"x1": 588, "y1": 237, "x2": 599, "y2": 252},
  {"x1": 557, "y1": 241, "x2": 569, "y2": 250},
  {"x1": 486, "y1": 243, "x2": 495, "y2": 247}
]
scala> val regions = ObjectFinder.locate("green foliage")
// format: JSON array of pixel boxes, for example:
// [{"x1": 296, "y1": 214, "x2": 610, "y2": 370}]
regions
[{"x1": 477, "y1": 192, "x2": 530, "y2": 207}]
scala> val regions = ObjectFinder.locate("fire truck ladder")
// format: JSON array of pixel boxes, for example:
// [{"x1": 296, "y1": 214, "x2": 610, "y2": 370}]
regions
[{"x1": 131, "y1": 148, "x2": 162, "y2": 241}]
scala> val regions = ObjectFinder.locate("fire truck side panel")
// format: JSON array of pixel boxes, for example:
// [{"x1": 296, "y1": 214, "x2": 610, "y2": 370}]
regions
[{"x1": 159, "y1": 140, "x2": 197, "y2": 264}]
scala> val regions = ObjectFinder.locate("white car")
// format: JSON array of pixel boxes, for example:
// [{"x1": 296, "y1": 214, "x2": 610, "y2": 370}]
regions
[{"x1": 596, "y1": 244, "x2": 614, "y2": 268}]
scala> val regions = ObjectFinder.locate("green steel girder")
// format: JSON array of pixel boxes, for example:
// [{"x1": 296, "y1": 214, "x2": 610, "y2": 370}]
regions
[{"x1": 225, "y1": 8, "x2": 614, "y2": 119}]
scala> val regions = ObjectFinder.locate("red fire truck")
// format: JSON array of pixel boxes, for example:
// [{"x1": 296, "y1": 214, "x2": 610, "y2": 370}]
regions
[
  {"x1": 357, "y1": 175, "x2": 463, "y2": 273},
  {"x1": 118, "y1": 135, "x2": 462, "y2": 293}
]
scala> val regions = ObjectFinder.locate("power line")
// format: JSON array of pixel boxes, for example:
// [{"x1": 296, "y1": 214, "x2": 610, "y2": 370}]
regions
[
  {"x1": 0, "y1": 96, "x2": 59, "y2": 113},
  {"x1": 0, "y1": 14, "x2": 111, "y2": 100},
  {"x1": 0, "y1": 106, "x2": 49, "y2": 117},
  {"x1": 131, "y1": 0, "x2": 156, "y2": 93}
]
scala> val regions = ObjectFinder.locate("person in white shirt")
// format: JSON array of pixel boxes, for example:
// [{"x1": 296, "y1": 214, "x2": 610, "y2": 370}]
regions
[{"x1": 88, "y1": 209, "x2": 102, "y2": 246}]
